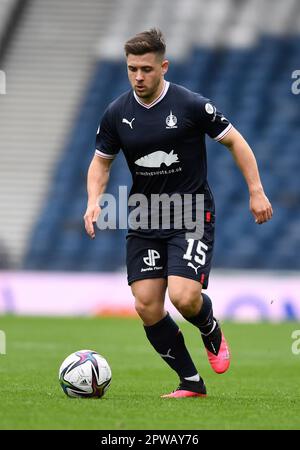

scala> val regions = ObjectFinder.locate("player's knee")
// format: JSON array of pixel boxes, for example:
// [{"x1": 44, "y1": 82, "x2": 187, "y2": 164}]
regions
[
  {"x1": 134, "y1": 293, "x2": 163, "y2": 317},
  {"x1": 134, "y1": 297, "x2": 152, "y2": 316},
  {"x1": 170, "y1": 289, "x2": 201, "y2": 316}
]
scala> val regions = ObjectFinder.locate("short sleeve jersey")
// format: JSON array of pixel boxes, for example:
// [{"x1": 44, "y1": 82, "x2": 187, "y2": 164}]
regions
[
  {"x1": 96, "y1": 82, "x2": 231, "y2": 197},
  {"x1": 95, "y1": 81, "x2": 232, "y2": 234}
]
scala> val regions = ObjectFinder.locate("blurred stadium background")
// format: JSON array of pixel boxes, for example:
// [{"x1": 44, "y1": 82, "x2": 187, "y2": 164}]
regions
[{"x1": 0, "y1": 0, "x2": 299, "y2": 321}]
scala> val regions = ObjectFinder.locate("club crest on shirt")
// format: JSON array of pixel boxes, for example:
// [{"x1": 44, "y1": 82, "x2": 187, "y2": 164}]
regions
[{"x1": 166, "y1": 111, "x2": 178, "y2": 129}]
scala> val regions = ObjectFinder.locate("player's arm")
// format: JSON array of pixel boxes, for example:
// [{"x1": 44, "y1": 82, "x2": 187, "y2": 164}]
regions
[
  {"x1": 85, "y1": 103, "x2": 121, "y2": 238},
  {"x1": 84, "y1": 155, "x2": 114, "y2": 239},
  {"x1": 219, "y1": 126, "x2": 273, "y2": 224}
]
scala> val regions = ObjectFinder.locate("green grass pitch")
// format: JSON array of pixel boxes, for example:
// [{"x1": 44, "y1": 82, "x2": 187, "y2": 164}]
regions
[{"x1": 0, "y1": 315, "x2": 299, "y2": 430}]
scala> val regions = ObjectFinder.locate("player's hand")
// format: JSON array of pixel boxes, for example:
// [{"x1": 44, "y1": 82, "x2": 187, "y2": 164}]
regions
[
  {"x1": 249, "y1": 190, "x2": 273, "y2": 224},
  {"x1": 83, "y1": 204, "x2": 101, "y2": 239}
]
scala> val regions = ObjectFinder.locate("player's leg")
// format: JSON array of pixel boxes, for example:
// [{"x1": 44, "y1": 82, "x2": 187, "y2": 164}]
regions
[
  {"x1": 131, "y1": 278, "x2": 166, "y2": 325},
  {"x1": 131, "y1": 278, "x2": 206, "y2": 398},
  {"x1": 168, "y1": 276, "x2": 230, "y2": 374},
  {"x1": 127, "y1": 235, "x2": 205, "y2": 397},
  {"x1": 167, "y1": 229, "x2": 230, "y2": 374}
]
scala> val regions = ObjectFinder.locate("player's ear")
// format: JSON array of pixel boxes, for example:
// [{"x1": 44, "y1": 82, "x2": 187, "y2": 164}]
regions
[{"x1": 162, "y1": 59, "x2": 169, "y2": 75}]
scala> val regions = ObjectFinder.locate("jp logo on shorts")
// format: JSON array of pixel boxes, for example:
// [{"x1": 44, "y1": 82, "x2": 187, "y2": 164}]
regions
[
  {"x1": 143, "y1": 249, "x2": 160, "y2": 266},
  {"x1": 141, "y1": 249, "x2": 163, "y2": 272}
]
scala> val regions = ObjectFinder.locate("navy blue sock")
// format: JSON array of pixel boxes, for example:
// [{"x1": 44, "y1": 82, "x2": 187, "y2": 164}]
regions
[
  {"x1": 183, "y1": 293, "x2": 215, "y2": 335},
  {"x1": 144, "y1": 313, "x2": 198, "y2": 379}
]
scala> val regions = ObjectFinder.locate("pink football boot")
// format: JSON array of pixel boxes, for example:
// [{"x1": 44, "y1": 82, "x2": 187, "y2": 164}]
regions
[
  {"x1": 201, "y1": 319, "x2": 230, "y2": 374},
  {"x1": 161, "y1": 378, "x2": 207, "y2": 398}
]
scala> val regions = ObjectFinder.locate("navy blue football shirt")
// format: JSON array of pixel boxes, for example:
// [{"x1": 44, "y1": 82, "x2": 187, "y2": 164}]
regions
[{"x1": 95, "y1": 81, "x2": 232, "y2": 234}]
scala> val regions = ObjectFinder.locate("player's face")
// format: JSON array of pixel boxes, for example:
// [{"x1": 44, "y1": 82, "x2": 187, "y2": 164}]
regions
[{"x1": 127, "y1": 52, "x2": 169, "y2": 103}]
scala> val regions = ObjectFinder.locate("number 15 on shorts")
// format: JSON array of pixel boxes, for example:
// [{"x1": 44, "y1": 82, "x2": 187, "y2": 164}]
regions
[{"x1": 183, "y1": 238, "x2": 208, "y2": 265}]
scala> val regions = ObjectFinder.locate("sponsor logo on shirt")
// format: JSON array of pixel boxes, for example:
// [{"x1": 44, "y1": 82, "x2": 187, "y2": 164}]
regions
[{"x1": 135, "y1": 150, "x2": 179, "y2": 168}]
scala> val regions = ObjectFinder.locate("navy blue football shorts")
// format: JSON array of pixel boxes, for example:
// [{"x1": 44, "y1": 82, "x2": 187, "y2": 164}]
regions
[{"x1": 126, "y1": 213, "x2": 215, "y2": 289}]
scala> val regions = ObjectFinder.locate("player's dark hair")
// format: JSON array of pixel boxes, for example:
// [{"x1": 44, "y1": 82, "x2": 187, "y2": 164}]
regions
[{"x1": 124, "y1": 28, "x2": 166, "y2": 58}]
